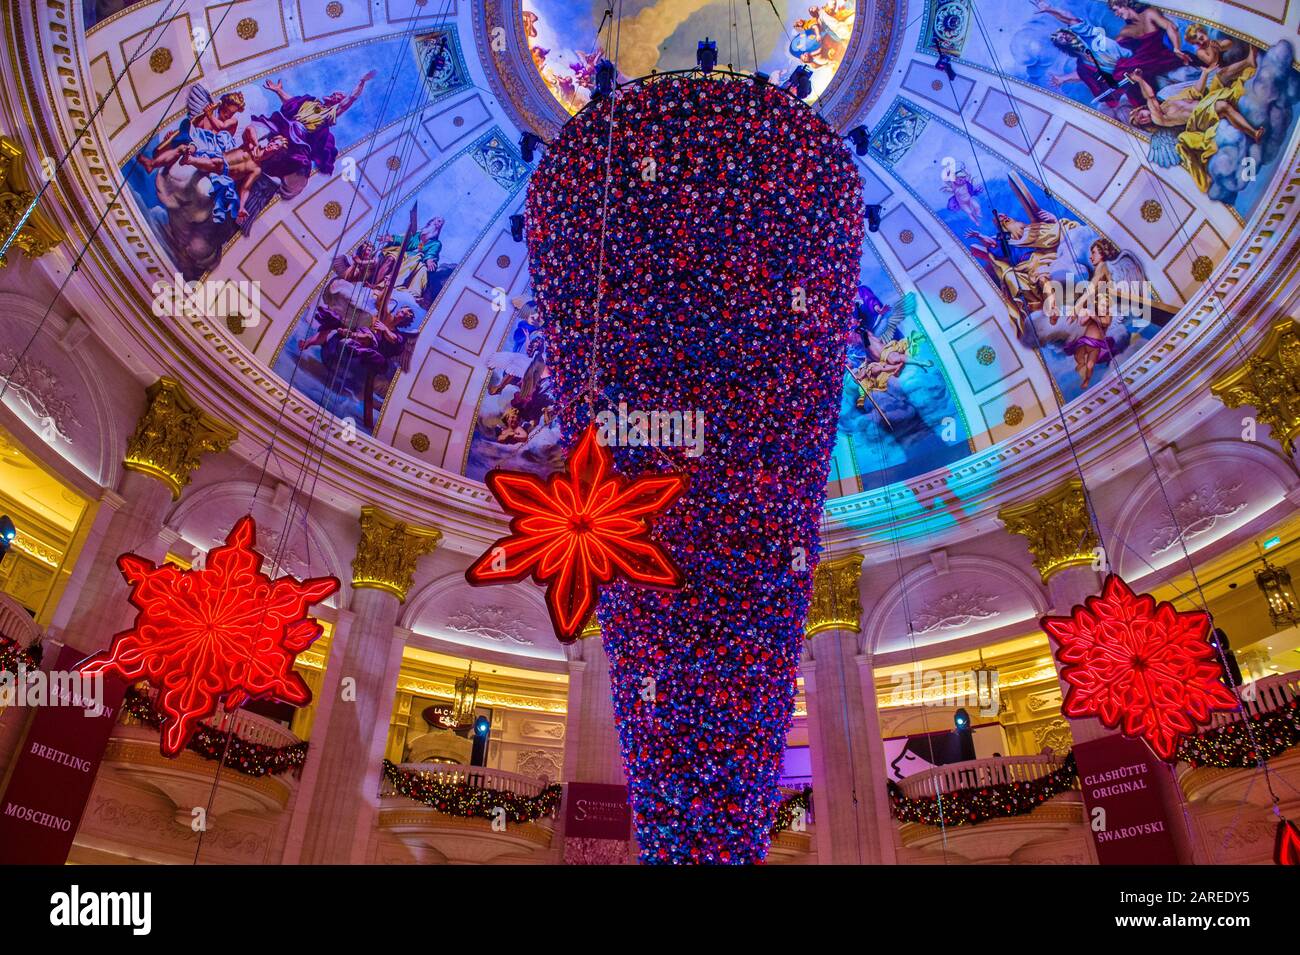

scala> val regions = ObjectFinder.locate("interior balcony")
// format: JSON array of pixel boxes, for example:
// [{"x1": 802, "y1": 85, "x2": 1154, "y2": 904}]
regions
[
  {"x1": 893, "y1": 754, "x2": 1092, "y2": 865},
  {"x1": 103, "y1": 704, "x2": 299, "y2": 829},
  {"x1": 1176, "y1": 670, "x2": 1300, "y2": 863},
  {"x1": 377, "y1": 763, "x2": 557, "y2": 864}
]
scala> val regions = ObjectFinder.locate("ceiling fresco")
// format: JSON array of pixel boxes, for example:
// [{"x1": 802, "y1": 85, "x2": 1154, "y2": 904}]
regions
[
  {"x1": 521, "y1": 0, "x2": 858, "y2": 112},
  {"x1": 77, "y1": 0, "x2": 1300, "y2": 509}
]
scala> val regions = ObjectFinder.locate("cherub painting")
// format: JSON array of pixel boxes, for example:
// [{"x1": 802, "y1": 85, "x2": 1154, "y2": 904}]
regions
[{"x1": 966, "y1": 172, "x2": 1080, "y2": 335}]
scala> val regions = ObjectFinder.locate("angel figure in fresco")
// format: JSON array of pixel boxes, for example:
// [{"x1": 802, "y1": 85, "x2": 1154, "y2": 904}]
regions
[
  {"x1": 173, "y1": 126, "x2": 295, "y2": 227},
  {"x1": 521, "y1": 10, "x2": 539, "y2": 39},
  {"x1": 847, "y1": 290, "x2": 930, "y2": 425},
  {"x1": 790, "y1": 1, "x2": 855, "y2": 68},
  {"x1": 487, "y1": 303, "x2": 554, "y2": 436},
  {"x1": 941, "y1": 162, "x2": 983, "y2": 222},
  {"x1": 1061, "y1": 237, "x2": 1178, "y2": 386},
  {"x1": 256, "y1": 70, "x2": 377, "y2": 179},
  {"x1": 569, "y1": 49, "x2": 605, "y2": 90},
  {"x1": 137, "y1": 88, "x2": 245, "y2": 173},
  {"x1": 330, "y1": 240, "x2": 385, "y2": 287},
  {"x1": 1125, "y1": 49, "x2": 1263, "y2": 190},
  {"x1": 966, "y1": 172, "x2": 1081, "y2": 335},
  {"x1": 1036, "y1": 0, "x2": 1189, "y2": 107}
]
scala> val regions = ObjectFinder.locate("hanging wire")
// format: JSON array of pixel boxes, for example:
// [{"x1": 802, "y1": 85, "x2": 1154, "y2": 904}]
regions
[
  {"x1": 0, "y1": 1, "x2": 239, "y2": 407},
  {"x1": 0, "y1": 0, "x2": 185, "y2": 261},
  {"x1": 964, "y1": 5, "x2": 1288, "y2": 831}
]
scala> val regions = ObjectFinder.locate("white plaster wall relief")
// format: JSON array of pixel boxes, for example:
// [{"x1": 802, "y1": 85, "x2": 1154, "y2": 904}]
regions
[
  {"x1": 446, "y1": 604, "x2": 536, "y2": 645},
  {"x1": 1148, "y1": 480, "x2": 1246, "y2": 556},
  {"x1": 911, "y1": 590, "x2": 999, "y2": 634}
]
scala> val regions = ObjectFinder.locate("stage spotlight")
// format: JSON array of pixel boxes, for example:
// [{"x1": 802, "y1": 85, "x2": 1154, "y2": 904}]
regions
[
  {"x1": 697, "y1": 37, "x2": 718, "y2": 74},
  {"x1": 865, "y1": 204, "x2": 881, "y2": 233},
  {"x1": 785, "y1": 65, "x2": 813, "y2": 100},
  {"x1": 935, "y1": 54, "x2": 956, "y2": 81},
  {"x1": 0, "y1": 515, "x2": 14, "y2": 565},
  {"x1": 519, "y1": 131, "x2": 544, "y2": 163},
  {"x1": 509, "y1": 213, "x2": 525, "y2": 242},
  {"x1": 847, "y1": 125, "x2": 870, "y2": 156},
  {"x1": 752, "y1": 71, "x2": 769, "y2": 87},
  {"x1": 474, "y1": 715, "x2": 490, "y2": 737},
  {"x1": 954, "y1": 707, "x2": 976, "y2": 760},
  {"x1": 593, "y1": 59, "x2": 616, "y2": 99}
]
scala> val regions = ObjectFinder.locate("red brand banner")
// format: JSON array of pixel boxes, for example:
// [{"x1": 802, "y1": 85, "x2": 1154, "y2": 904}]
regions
[
  {"x1": 0, "y1": 645, "x2": 127, "y2": 864},
  {"x1": 1074, "y1": 734, "x2": 1180, "y2": 865},
  {"x1": 564, "y1": 782, "x2": 631, "y2": 841}
]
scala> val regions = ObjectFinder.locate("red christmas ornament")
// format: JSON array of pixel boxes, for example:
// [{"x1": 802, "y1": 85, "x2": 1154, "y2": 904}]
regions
[
  {"x1": 1041, "y1": 574, "x2": 1238, "y2": 761},
  {"x1": 467, "y1": 423, "x2": 684, "y2": 642},
  {"x1": 77, "y1": 516, "x2": 338, "y2": 758},
  {"x1": 1277, "y1": 819, "x2": 1300, "y2": 865}
]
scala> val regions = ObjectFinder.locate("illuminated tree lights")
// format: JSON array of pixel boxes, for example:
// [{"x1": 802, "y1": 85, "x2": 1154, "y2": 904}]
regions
[
  {"x1": 381, "y1": 759, "x2": 563, "y2": 823},
  {"x1": 467, "y1": 423, "x2": 684, "y2": 643},
  {"x1": 78, "y1": 516, "x2": 338, "y2": 758},
  {"x1": 527, "y1": 76, "x2": 864, "y2": 863},
  {"x1": 0, "y1": 634, "x2": 40, "y2": 675},
  {"x1": 888, "y1": 754, "x2": 1080, "y2": 827},
  {"x1": 1042, "y1": 575, "x2": 1239, "y2": 761}
]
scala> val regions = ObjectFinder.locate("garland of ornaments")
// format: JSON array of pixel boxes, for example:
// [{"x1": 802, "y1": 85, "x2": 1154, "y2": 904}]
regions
[
  {"x1": 887, "y1": 753, "x2": 1079, "y2": 827},
  {"x1": 771, "y1": 786, "x2": 813, "y2": 834},
  {"x1": 122, "y1": 687, "x2": 309, "y2": 778},
  {"x1": 1177, "y1": 697, "x2": 1300, "y2": 769},
  {"x1": 0, "y1": 634, "x2": 40, "y2": 675},
  {"x1": 381, "y1": 759, "x2": 563, "y2": 824}
]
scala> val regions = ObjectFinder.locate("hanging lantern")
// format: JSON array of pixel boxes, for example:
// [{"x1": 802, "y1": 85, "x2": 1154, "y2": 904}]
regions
[
  {"x1": 969, "y1": 650, "x2": 1000, "y2": 716},
  {"x1": 452, "y1": 662, "x2": 479, "y2": 728},
  {"x1": 1254, "y1": 557, "x2": 1300, "y2": 630}
]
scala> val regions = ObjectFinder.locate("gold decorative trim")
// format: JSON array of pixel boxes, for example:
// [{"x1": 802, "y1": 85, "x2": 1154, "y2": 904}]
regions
[
  {"x1": 123, "y1": 378, "x2": 238, "y2": 499},
  {"x1": 806, "y1": 554, "x2": 864, "y2": 637},
  {"x1": 0, "y1": 133, "x2": 64, "y2": 266},
  {"x1": 377, "y1": 807, "x2": 552, "y2": 846},
  {"x1": 351, "y1": 506, "x2": 442, "y2": 601},
  {"x1": 1210, "y1": 318, "x2": 1300, "y2": 455},
  {"x1": 998, "y1": 480, "x2": 1099, "y2": 583}
]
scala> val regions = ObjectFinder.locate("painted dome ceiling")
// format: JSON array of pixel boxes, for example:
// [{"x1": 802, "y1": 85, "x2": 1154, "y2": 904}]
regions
[{"x1": 76, "y1": 0, "x2": 1300, "y2": 519}]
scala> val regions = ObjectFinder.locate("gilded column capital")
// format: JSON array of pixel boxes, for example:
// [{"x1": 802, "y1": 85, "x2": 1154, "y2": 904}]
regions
[
  {"x1": 0, "y1": 135, "x2": 65, "y2": 266},
  {"x1": 579, "y1": 615, "x2": 601, "y2": 640},
  {"x1": 351, "y1": 506, "x2": 441, "y2": 602},
  {"x1": 998, "y1": 479, "x2": 1099, "y2": 584},
  {"x1": 805, "y1": 554, "x2": 864, "y2": 638},
  {"x1": 1210, "y1": 318, "x2": 1300, "y2": 455},
  {"x1": 123, "y1": 378, "x2": 237, "y2": 499}
]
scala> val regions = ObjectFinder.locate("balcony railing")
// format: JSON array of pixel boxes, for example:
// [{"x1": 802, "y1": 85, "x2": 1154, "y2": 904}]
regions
[
  {"x1": 1208, "y1": 670, "x2": 1299, "y2": 727},
  {"x1": 121, "y1": 684, "x2": 301, "y2": 749},
  {"x1": 381, "y1": 762, "x2": 551, "y2": 799},
  {"x1": 895, "y1": 754, "x2": 1070, "y2": 801}
]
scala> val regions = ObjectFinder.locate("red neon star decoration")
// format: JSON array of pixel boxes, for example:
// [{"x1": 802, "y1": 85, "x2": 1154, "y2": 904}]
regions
[
  {"x1": 1041, "y1": 574, "x2": 1239, "y2": 761},
  {"x1": 1277, "y1": 819, "x2": 1300, "y2": 865},
  {"x1": 77, "y1": 516, "x2": 338, "y2": 758},
  {"x1": 467, "y1": 423, "x2": 685, "y2": 642}
]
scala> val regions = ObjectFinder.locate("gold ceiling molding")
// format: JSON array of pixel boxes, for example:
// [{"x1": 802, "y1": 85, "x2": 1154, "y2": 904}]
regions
[
  {"x1": 395, "y1": 675, "x2": 566, "y2": 716},
  {"x1": 998, "y1": 480, "x2": 1099, "y2": 584},
  {"x1": 0, "y1": 133, "x2": 64, "y2": 266},
  {"x1": 351, "y1": 506, "x2": 442, "y2": 602},
  {"x1": 1210, "y1": 318, "x2": 1300, "y2": 456},
  {"x1": 806, "y1": 554, "x2": 864, "y2": 637},
  {"x1": 123, "y1": 378, "x2": 238, "y2": 499}
]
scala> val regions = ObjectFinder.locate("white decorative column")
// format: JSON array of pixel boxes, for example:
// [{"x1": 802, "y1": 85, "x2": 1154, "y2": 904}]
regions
[
  {"x1": 802, "y1": 555, "x2": 896, "y2": 864},
  {"x1": 561, "y1": 625, "x2": 625, "y2": 786},
  {"x1": 1001, "y1": 480, "x2": 1193, "y2": 863},
  {"x1": 50, "y1": 378, "x2": 236, "y2": 654},
  {"x1": 295, "y1": 507, "x2": 439, "y2": 865}
]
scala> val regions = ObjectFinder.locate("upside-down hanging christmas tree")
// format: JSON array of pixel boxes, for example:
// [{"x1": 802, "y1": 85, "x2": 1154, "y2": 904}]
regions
[{"x1": 522, "y1": 76, "x2": 864, "y2": 863}]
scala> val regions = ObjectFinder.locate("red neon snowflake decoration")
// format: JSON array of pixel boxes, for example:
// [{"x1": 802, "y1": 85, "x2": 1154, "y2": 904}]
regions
[
  {"x1": 1277, "y1": 819, "x2": 1300, "y2": 865},
  {"x1": 467, "y1": 423, "x2": 684, "y2": 642},
  {"x1": 1041, "y1": 574, "x2": 1238, "y2": 761},
  {"x1": 77, "y1": 516, "x2": 338, "y2": 757}
]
